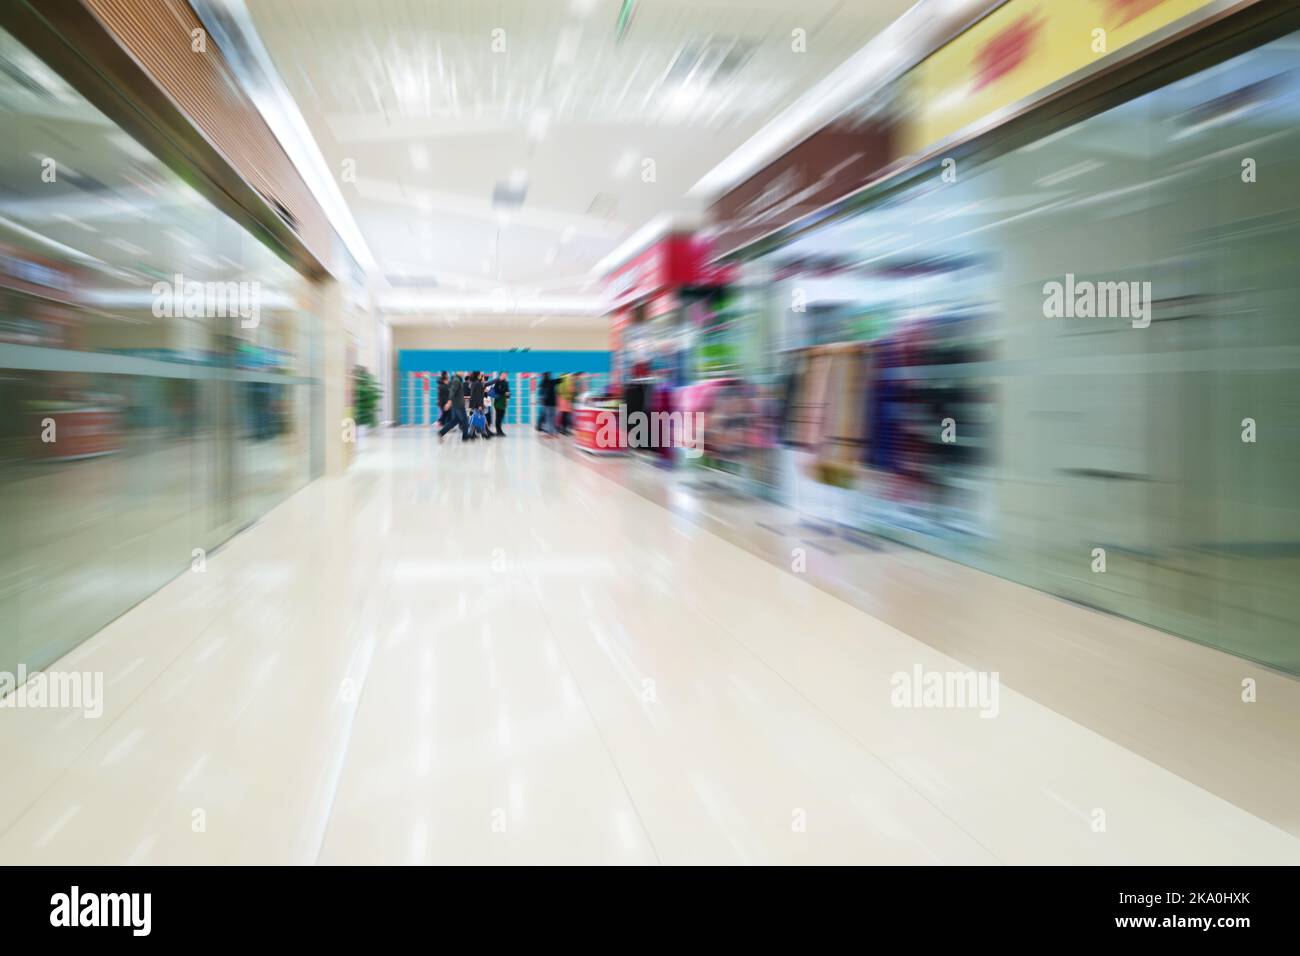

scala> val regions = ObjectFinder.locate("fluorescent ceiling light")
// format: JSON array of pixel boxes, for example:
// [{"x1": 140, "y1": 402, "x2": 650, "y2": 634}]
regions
[{"x1": 190, "y1": 0, "x2": 381, "y2": 280}]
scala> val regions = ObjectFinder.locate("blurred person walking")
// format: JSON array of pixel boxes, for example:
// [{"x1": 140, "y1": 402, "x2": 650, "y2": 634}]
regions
[
  {"x1": 494, "y1": 372, "x2": 511, "y2": 436},
  {"x1": 436, "y1": 371, "x2": 450, "y2": 428},
  {"x1": 438, "y1": 371, "x2": 468, "y2": 441},
  {"x1": 537, "y1": 372, "x2": 557, "y2": 435},
  {"x1": 556, "y1": 373, "x2": 575, "y2": 435},
  {"x1": 468, "y1": 371, "x2": 493, "y2": 440},
  {"x1": 484, "y1": 372, "x2": 497, "y2": 433}
]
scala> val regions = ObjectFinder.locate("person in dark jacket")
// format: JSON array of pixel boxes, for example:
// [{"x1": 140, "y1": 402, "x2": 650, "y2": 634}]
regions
[
  {"x1": 493, "y1": 373, "x2": 510, "y2": 436},
  {"x1": 436, "y1": 371, "x2": 450, "y2": 428},
  {"x1": 467, "y1": 371, "x2": 492, "y2": 440},
  {"x1": 537, "y1": 372, "x2": 556, "y2": 435},
  {"x1": 438, "y1": 372, "x2": 468, "y2": 440}
]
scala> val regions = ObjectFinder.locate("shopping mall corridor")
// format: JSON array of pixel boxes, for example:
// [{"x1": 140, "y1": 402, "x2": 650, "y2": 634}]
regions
[{"x1": 0, "y1": 428, "x2": 1297, "y2": 866}]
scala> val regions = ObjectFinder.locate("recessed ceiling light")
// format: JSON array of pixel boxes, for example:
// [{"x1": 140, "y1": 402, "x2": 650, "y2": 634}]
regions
[
  {"x1": 554, "y1": 27, "x2": 581, "y2": 66},
  {"x1": 613, "y1": 149, "x2": 638, "y2": 178},
  {"x1": 527, "y1": 109, "x2": 552, "y2": 143}
]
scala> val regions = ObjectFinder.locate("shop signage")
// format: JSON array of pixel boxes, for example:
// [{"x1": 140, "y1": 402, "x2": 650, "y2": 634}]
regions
[
  {"x1": 605, "y1": 235, "x2": 735, "y2": 305},
  {"x1": 706, "y1": 121, "x2": 893, "y2": 259},
  {"x1": 899, "y1": 0, "x2": 1223, "y2": 156}
]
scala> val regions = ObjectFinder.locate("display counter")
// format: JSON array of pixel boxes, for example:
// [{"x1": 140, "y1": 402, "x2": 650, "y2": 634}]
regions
[{"x1": 574, "y1": 400, "x2": 625, "y2": 455}]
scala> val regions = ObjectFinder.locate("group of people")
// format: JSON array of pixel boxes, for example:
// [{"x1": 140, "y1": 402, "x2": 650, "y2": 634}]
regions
[
  {"x1": 535, "y1": 371, "x2": 584, "y2": 437},
  {"x1": 436, "y1": 371, "x2": 510, "y2": 441},
  {"x1": 432, "y1": 370, "x2": 587, "y2": 441}
]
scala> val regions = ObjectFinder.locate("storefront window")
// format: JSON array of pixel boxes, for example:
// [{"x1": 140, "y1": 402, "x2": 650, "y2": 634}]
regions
[
  {"x1": 0, "y1": 25, "x2": 318, "y2": 675},
  {"x1": 749, "y1": 28, "x2": 1300, "y2": 673}
]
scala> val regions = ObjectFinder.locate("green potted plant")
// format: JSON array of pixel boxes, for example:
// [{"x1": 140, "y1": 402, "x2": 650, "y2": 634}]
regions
[{"x1": 352, "y1": 364, "x2": 381, "y2": 436}]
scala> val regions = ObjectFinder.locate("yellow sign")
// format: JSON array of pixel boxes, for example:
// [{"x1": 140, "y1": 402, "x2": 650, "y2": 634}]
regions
[{"x1": 899, "y1": 0, "x2": 1221, "y2": 156}]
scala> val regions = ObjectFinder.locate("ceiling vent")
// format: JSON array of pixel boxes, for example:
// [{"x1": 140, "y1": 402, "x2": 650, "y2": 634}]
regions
[{"x1": 492, "y1": 181, "x2": 528, "y2": 208}]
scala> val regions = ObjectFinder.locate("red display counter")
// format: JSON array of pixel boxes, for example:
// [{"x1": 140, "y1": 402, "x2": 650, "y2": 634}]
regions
[{"x1": 574, "y1": 403, "x2": 625, "y2": 455}]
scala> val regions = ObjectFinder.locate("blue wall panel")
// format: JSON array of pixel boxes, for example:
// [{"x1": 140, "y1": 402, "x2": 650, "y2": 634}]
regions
[{"x1": 398, "y1": 349, "x2": 610, "y2": 426}]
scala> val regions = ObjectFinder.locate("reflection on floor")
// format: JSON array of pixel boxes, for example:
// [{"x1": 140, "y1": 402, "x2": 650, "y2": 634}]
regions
[
  {"x1": 0, "y1": 428, "x2": 1296, "y2": 864},
  {"x1": 562, "y1": 444, "x2": 1300, "y2": 840}
]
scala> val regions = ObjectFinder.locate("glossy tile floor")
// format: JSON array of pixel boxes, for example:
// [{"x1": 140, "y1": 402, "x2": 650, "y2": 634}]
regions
[{"x1": 1, "y1": 427, "x2": 1297, "y2": 865}]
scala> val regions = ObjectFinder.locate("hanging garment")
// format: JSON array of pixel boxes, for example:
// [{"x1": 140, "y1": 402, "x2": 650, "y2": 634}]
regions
[
  {"x1": 811, "y1": 345, "x2": 870, "y2": 486},
  {"x1": 790, "y1": 349, "x2": 832, "y2": 448}
]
